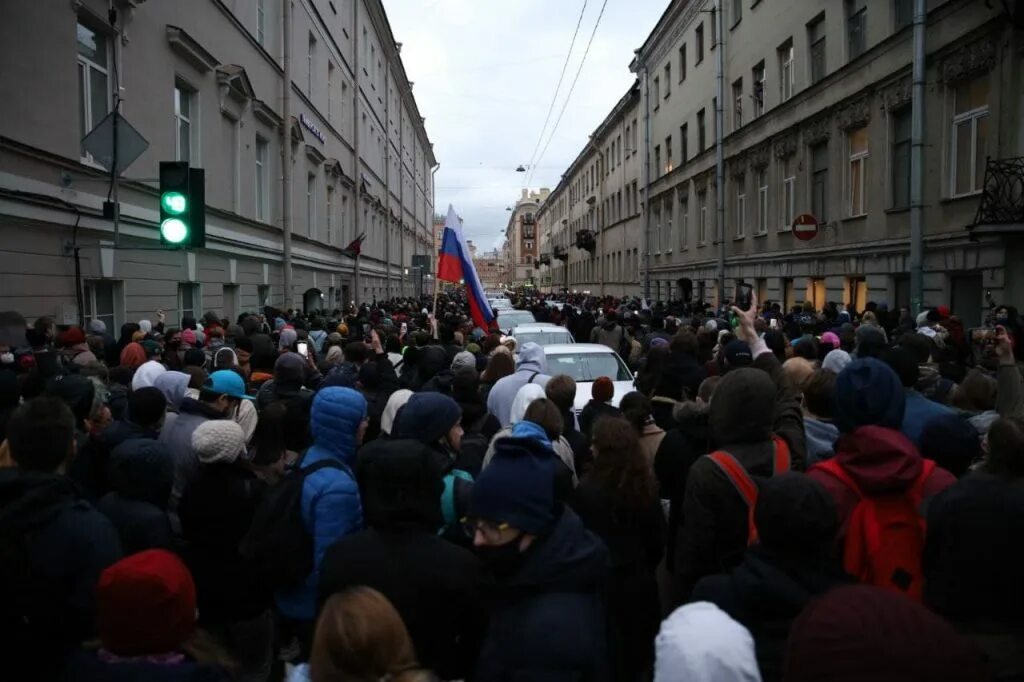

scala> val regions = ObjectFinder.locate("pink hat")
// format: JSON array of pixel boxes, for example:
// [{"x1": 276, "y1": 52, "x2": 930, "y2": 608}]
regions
[
  {"x1": 820, "y1": 331, "x2": 840, "y2": 349},
  {"x1": 181, "y1": 329, "x2": 197, "y2": 346}
]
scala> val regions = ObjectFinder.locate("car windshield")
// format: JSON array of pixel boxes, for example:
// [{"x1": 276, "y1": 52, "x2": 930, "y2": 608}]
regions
[
  {"x1": 514, "y1": 330, "x2": 573, "y2": 347},
  {"x1": 496, "y1": 311, "x2": 535, "y2": 327},
  {"x1": 545, "y1": 352, "x2": 632, "y2": 381}
]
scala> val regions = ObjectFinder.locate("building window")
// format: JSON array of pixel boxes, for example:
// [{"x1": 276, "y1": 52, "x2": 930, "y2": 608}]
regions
[
  {"x1": 679, "y1": 43, "x2": 687, "y2": 82},
  {"x1": 257, "y1": 0, "x2": 266, "y2": 45},
  {"x1": 327, "y1": 62, "x2": 335, "y2": 121},
  {"x1": 255, "y1": 137, "x2": 269, "y2": 221},
  {"x1": 654, "y1": 145, "x2": 661, "y2": 179},
  {"x1": 174, "y1": 83, "x2": 195, "y2": 163},
  {"x1": 781, "y1": 158, "x2": 796, "y2": 229},
  {"x1": 808, "y1": 14, "x2": 826, "y2": 84},
  {"x1": 77, "y1": 21, "x2": 110, "y2": 158},
  {"x1": 698, "y1": 192, "x2": 708, "y2": 244},
  {"x1": 732, "y1": 0, "x2": 742, "y2": 24},
  {"x1": 732, "y1": 78, "x2": 743, "y2": 130},
  {"x1": 752, "y1": 62, "x2": 766, "y2": 118},
  {"x1": 848, "y1": 126, "x2": 869, "y2": 216},
  {"x1": 811, "y1": 142, "x2": 829, "y2": 222},
  {"x1": 679, "y1": 193, "x2": 689, "y2": 248},
  {"x1": 757, "y1": 168, "x2": 769, "y2": 234},
  {"x1": 307, "y1": 33, "x2": 316, "y2": 96},
  {"x1": 665, "y1": 198, "x2": 674, "y2": 249},
  {"x1": 326, "y1": 184, "x2": 334, "y2": 245},
  {"x1": 735, "y1": 179, "x2": 747, "y2": 239},
  {"x1": 665, "y1": 136, "x2": 673, "y2": 173},
  {"x1": 653, "y1": 76, "x2": 661, "y2": 103},
  {"x1": 696, "y1": 23, "x2": 705, "y2": 64},
  {"x1": 951, "y1": 75, "x2": 989, "y2": 197},
  {"x1": 891, "y1": 107, "x2": 912, "y2": 208},
  {"x1": 681, "y1": 123, "x2": 689, "y2": 163},
  {"x1": 779, "y1": 39, "x2": 795, "y2": 102},
  {"x1": 846, "y1": 0, "x2": 867, "y2": 61},
  {"x1": 83, "y1": 280, "x2": 118, "y2": 332},
  {"x1": 894, "y1": 0, "x2": 913, "y2": 30},
  {"x1": 653, "y1": 205, "x2": 662, "y2": 252},
  {"x1": 307, "y1": 173, "x2": 317, "y2": 237},
  {"x1": 697, "y1": 108, "x2": 706, "y2": 153},
  {"x1": 664, "y1": 63, "x2": 671, "y2": 97},
  {"x1": 178, "y1": 283, "x2": 199, "y2": 322}
]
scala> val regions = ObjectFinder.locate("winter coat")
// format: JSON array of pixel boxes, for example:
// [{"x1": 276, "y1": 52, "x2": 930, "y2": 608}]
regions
[
  {"x1": 0, "y1": 470, "x2": 122, "y2": 679},
  {"x1": 591, "y1": 321, "x2": 625, "y2": 353},
  {"x1": 807, "y1": 425, "x2": 956, "y2": 541},
  {"x1": 901, "y1": 390, "x2": 957, "y2": 448},
  {"x1": 662, "y1": 350, "x2": 708, "y2": 402},
  {"x1": 803, "y1": 417, "x2": 839, "y2": 466},
  {"x1": 276, "y1": 387, "x2": 366, "y2": 622},
  {"x1": 574, "y1": 479, "x2": 664, "y2": 680},
  {"x1": 97, "y1": 439, "x2": 174, "y2": 554},
  {"x1": 486, "y1": 343, "x2": 551, "y2": 427},
  {"x1": 255, "y1": 381, "x2": 315, "y2": 452},
  {"x1": 401, "y1": 345, "x2": 449, "y2": 392},
  {"x1": 65, "y1": 650, "x2": 232, "y2": 681},
  {"x1": 691, "y1": 548, "x2": 848, "y2": 682},
  {"x1": 654, "y1": 401, "x2": 709, "y2": 573},
  {"x1": 674, "y1": 352, "x2": 806, "y2": 602},
  {"x1": 159, "y1": 398, "x2": 228, "y2": 529},
  {"x1": 475, "y1": 506, "x2": 610, "y2": 682},
  {"x1": 558, "y1": 406, "x2": 594, "y2": 477},
  {"x1": 638, "y1": 422, "x2": 667, "y2": 469},
  {"x1": 73, "y1": 419, "x2": 160, "y2": 501},
  {"x1": 579, "y1": 400, "x2": 622, "y2": 439}
]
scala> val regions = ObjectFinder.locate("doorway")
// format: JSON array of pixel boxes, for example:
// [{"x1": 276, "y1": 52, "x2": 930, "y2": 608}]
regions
[
  {"x1": 950, "y1": 274, "x2": 983, "y2": 327},
  {"x1": 303, "y1": 288, "x2": 323, "y2": 314}
]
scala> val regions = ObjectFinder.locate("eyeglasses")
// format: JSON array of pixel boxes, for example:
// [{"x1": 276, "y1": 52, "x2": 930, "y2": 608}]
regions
[{"x1": 461, "y1": 517, "x2": 512, "y2": 543}]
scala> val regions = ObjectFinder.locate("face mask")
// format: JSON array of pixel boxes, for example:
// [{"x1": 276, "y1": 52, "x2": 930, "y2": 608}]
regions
[
  {"x1": 997, "y1": 316, "x2": 1009, "y2": 325},
  {"x1": 475, "y1": 538, "x2": 525, "y2": 578},
  {"x1": 0, "y1": 352, "x2": 13, "y2": 364}
]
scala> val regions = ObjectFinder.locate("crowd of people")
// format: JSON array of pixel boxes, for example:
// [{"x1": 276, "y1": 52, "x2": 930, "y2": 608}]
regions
[{"x1": 0, "y1": 287, "x2": 1022, "y2": 681}]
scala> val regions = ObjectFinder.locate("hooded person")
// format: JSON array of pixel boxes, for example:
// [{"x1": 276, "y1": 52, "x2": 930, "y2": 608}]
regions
[
  {"x1": 486, "y1": 342, "x2": 552, "y2": 428},
  {"x1": 379, "y1": 389, "x2": 413, "y2": 437},
  {"x1": 256, "y1": 352, "x2": 316, "y2": 453},
  {"x1": 654, "y1": 602, "x2": 762, "y2": 682},
  {"x1": 320, "y1": 434, "x2": 484, "y2": 680},
  {"x1": 675, "y1": 295, "x2": 806, "y2": 603},
  {"x1": 130, "y1": 359, "x2": 167, "y2": 391},
  {"x1": 59, "y1": 326, "x2": 97, "y2": 367},
  {"x1": 690, "y1": 473, "x2": 849, "y2": 682},
  {"x1": 402, "y1": 344, "x2": 449, "y2": 392},
  {"x1": 800, "y1": 370, "x2": 840, "y2": 466},
  {"x1": 154, "y1": 370, "x2": 190, "y2": 412},
  {"x1": 97, "y1": 438, "x2": 175, "y2": 554},
  {"x1": 883, "y1": 346, "x2": 958, "y2": 448},
  {"x1": 469, "y1": 435, "x2": 610, "y2": 681},
  {"x1": 784, "y1": 585, "x2": 987, "y2": 682}
]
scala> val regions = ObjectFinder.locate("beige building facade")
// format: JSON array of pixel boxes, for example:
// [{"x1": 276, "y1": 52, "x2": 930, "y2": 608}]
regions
[
  {"x1": 546, "y1": 0, "x2": 1024, "y2": 326},
  {"x1": 0, "y1": 0, "x2": 436, "y2": 326},
  {"x1": 505, "y1": 188, "x2": 549, "y2": 287}
]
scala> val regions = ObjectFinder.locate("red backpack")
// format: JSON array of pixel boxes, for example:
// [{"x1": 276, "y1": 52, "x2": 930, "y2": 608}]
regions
[
  {"x1": 708, "y1": 435, "x2": 791, "y2": 546},
  {"x1": 813, "y1": 458, "x2": 936, "y2": 601}
]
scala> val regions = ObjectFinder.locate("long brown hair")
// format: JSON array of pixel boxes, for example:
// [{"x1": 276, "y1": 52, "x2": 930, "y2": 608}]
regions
[
  {"x1": 589, "y1": 416, "x2": 658, "y2": 509},
  {"x1": 310, "y1": 587, "x2": 423, "y2": 682},
  {"x1": 481, "y1": 351, "x2": 514, "y2": 383}
]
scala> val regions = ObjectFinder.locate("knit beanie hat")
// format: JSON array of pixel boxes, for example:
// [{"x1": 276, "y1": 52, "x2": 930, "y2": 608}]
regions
[
  {"x1": 183, "y1": 348, "x2": 207, "y2": 368},
  {"x1": 822, "y1": 349, "x2": 852, "y2": 374},
  {"x1": 61, "y1": 326, "x2": 86, "y2": 346},
  {"x1": 451, "y1": 350, "x2": 476, "y2": 373},
  {"x1": 45, "y1": 374, "x2": 95, "y2": 423},
  {"x1": 820, "y1": 331, "x2": 840, "y2": 350},
  {"x1": 97, "y1": 549, "x2": 197, "y2": 656},
  {"x1": 191, "y1": 419, "x2": 246, "y2": 464},
  {"x1": 834, "y1": 358, "x2": 906, "y2": 434},
  {"x1": 180, "y1": 329, "x2": 197, "y2": 347},
  {"x1": 87, "y1": 319, "x2": 107, "y2": 335},
  {"x1": 592, "y1": 376, "x2": 614, "y2": 402},
  {"x1": 470, "y1": 439, "x2": 555, "y2": 534},
  {"x1": 279, "y1": 328, "x2": 298, "y2": 350}
]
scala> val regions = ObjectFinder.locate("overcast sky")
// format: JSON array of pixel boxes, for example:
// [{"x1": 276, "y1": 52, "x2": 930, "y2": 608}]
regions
[{"x1": 383, "y1": 0, "x2": 668, "y2": 252}]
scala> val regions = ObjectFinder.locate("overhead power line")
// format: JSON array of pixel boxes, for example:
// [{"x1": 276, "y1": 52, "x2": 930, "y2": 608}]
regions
[
  {"x1": 527, "y1": 0, "x2": 610, "y2": 189},
  {"x1": 520, "y1": 0, "x2": 589, "y2": 189}
]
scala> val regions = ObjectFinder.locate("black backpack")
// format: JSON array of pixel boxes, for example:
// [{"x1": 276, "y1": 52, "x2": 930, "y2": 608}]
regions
[{"x1": 239, "y1": 459, "x2": 344, "y2": 589}]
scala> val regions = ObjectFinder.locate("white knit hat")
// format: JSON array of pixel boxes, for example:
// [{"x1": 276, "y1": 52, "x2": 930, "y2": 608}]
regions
[
  {"x1": 191, "y1": 420, "x2": 246, "y2": 464},
  {"x1": 654, "y1": 602, "x2": 762, "y2": 682}
]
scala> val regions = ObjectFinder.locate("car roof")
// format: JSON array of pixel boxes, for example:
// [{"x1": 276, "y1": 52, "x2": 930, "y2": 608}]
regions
[
  {"x1": 512, "y1": 325, "x2": 567, "y2": 333},
  {"x1": 543, "y1": 343, "x2": 621, "y2": 355}
]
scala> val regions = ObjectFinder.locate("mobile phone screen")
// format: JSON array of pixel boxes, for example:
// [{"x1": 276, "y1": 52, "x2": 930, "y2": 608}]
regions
[{"x1": 297, "y1": 342, "x2": 308, "y2": 357}]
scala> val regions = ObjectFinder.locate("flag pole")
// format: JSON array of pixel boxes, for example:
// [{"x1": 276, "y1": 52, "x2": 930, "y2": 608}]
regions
[{"x1": 431, "y1": 277, "x2": 440, "y2": 339}]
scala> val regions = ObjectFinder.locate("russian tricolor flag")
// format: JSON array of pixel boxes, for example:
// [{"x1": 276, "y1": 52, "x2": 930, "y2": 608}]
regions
[{"x1": 437, "y1": 204, "x2": 495, "y2": 330}]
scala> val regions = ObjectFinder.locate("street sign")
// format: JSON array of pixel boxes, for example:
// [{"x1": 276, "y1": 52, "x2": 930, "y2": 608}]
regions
[
  {"x1": 793, "y1": 213, "x2": 820, "y2": 241},
  {"x1": 81, "y1": 111, "x2": 149, "y2": 175}
]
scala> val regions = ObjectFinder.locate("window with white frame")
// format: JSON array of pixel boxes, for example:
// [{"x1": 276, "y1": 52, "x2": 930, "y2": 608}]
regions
[
  {"x1": 255, "y1": 136, "x2": 269, "y2": 221},
  {"x1": 735, "y1": 178, "x2": 747, "y2": 238},
  {"x1": 951, "y1": 75, "x2": 989, "y2": 197},
  {"x1": 698, "y1": 192, "x2": 708, "y2": 244},
  {"x1": 307, "y1": 173, "x2": 317, "y2": 238},
  {"x1": 847, "y1": 126, "x2": 869, "y2": 215},
  {"x1": 733, "y1": 78, "x2": 743, "y2": 130},
  {"x1": 307, "y1": 33, "x2": 316, "y2": 97},
  {"x1": 257, "y1": 0, "x2": 266, "y2": 45},
  {"x1": 757, "y1": 168, "x2": 769, "y2": 234},
  {"x1": 174, "y1": 82, "x2": 196, "y2": 163},
  {"x1": 77, "y1": 20, "x2": 110, "y2": 158},
  {"x1": 781, "y1": 158, "x2": 796, "y2": 228},
  {"x1": 779, "y1": 40, "x2": 795, "y2": 102},
  {"x1": 83, "y1": 280, "x2": 119, "y2": 332},
  {"x1": 752, "y1": 62, "x2": 766, "y2": 118},
  {"x1": 679, "y1": 193, "x2": 689, "y2": 248},
  {"x1": 178, "y1": 283, "x2": 200, "y2": 322}
]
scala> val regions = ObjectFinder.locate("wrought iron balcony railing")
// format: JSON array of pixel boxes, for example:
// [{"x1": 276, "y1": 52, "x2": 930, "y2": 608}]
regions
[{"x1": 973, "y1": 156, "x2": 1024, "y2": 227}]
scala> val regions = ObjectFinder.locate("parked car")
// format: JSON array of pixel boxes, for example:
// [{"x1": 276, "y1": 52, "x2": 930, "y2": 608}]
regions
[
  {"x1": 542, "y1": 343, "x2": 635, "y2": 412},
  {"x1": 511, "y1": 325, "x2": 574, "y2": 348},
  {"x1": 495, "y1": 309, "x2": 536, "y2": 332}
]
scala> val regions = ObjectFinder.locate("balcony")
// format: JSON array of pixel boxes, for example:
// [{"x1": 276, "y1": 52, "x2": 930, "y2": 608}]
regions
[
  {"x1": 522, "y1": 213, "x2": 536, "y2": 225},
  {"x1": 575, "y1": 229, "x2": 596, "y2": 253},
  {"x1": 539, "y1": 253, "x2": 551, "y2": 266},
  {"x1": 969, "y1": 157, "x2": 1024, "y2": 238},
  {"x1": 554, "y1": 245, "x2": 569, "y2": 261},
  {"x1": 522, "y1": 227, "x2": 536, "y2": 239}
]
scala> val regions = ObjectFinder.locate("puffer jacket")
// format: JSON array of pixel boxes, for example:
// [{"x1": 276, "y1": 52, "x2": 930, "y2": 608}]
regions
[
  {"x1": 276, "y1": 387, "x2": 367, "y2": 622},
  {"x1": 486, "y1": 342, "x2": 551, "y2": 428}
]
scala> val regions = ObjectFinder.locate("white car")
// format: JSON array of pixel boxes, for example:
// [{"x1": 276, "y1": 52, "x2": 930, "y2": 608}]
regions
[
  {"x1": 488, "y1": 298, "x2": 514, "y2": 312},
  {"x1": 543, "y1": 343, "x2": 636, "y2": 412},
  {"x1": 494, "y1": 309, "x2": 536, "y2": 332},
  {"x1": 511, "y1": 325, "x2": 575, "y2": 348}
]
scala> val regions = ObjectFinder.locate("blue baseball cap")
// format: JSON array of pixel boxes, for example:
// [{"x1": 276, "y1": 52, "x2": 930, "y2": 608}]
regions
[{"x1": 203, "y1": 370, "x2": 254, "y2": 400}]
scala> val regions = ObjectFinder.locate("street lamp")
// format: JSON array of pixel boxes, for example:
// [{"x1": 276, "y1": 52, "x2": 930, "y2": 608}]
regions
[{"x1": 515, "y1": 165, "x2": 530, "y2": 172}]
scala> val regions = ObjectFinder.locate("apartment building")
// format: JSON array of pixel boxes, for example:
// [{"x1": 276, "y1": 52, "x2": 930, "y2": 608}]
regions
[
  {"x1": 550, "y1": 0, "x2": 1024, "y2": 324},
  {"x1": 538, "y1": 84, "x2": 644, "y2": 295},
  {"x1": 505, "y1": 188, "x2": 549, "y2": 286},
  {"x1": 474, "y1": 248, "x2": 507, "y2": 290},
  {"x1": 0, "y1": 0, "x2": 436, "y2": 325}
]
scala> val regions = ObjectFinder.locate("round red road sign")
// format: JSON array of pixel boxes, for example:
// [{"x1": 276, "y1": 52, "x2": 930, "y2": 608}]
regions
[{"x1": 792, "y1": 213, "x2": 819, "y2": 241}]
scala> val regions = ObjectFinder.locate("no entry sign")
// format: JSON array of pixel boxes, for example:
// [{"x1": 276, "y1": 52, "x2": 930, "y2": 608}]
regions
[{"x1": 793, "y1": 213, "x2": 819, "y2": 241}]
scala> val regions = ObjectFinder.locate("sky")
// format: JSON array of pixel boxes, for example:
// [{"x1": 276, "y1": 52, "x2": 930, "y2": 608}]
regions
[{"x1": 383, "y1": 0, "x2": 669, "y2": 252}]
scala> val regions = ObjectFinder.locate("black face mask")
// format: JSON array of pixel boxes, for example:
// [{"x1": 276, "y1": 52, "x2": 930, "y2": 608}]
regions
[
  {"x1": 996, "y1": 315, "x2": 1009, "y2": 325},
  {"x1": 476, "y1": 538, "x2": 526, "y2": 579}
]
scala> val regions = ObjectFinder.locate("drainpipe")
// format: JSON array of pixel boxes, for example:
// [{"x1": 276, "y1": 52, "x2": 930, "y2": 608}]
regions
[
  {"x1": 909, "y1": 0, "x2": 926, "y2": 314},
  {"x1": 641, "y1": 64, "x2": 652, "y2": 300},
  {"x1": 281, "y1": 0, "x2": 293, "y2": 310},
  {"x1": 352, "y1": 0, "x2": 361, "y2": 305},
  {"x1": 714, "y1": 0, "x2": 726, "y2": 306}
]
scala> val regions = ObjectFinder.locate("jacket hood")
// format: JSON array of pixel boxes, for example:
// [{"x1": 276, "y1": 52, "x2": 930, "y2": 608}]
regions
[
  {"x1": 515, "y1": 342, "x2": 547, "y2": 374},
  {"x1": 131, "y1": 360, "x2": 167, "y2": 391},
  {"x1": 107, "y1": 439, "x2": 173, "y2": 508},
  {"x1": 672, "y1": 400, "x2": 709, "y2": 426},
  {"x1": 804, "y1": 417, "x2": 839, "y2": 465},
  {"x1": 391, "y1": 392, "x2": 462, "y2": 445},
  {"x1": 359, "y1": 438, "x2": 443, "y2": 531},
  {"x1": 505, "y1": 506, "x2": 608, "y2": 592},
  {"x1": 153, "y1": 371, "x2": 190, "y2": 410},
  {"x1": 726, "y1": 548, "x2": 849, "y2": 622},
  {"x1": 654, "y1": 602, "x2": 761, "y2": 682},
  {"x1": 510, "y1": 383, "x2": 546, "y2": 425},
  {"x1": 710, "y1": 367, "x2": 776, "y2": 446},
  {"x1": 310, "y1": 387, "x2": 368, "y2": 463},
  {"x1": 0, "y1": 469, "x2": 80, "y2": 536},
  {"x1": 417, "y1": 345, "x2": 450, "y2": 382},
  {"x1": 380, "y1": 389, "x2": 413, "y2": 435},
  {"x1": 832, "y1": 425, "x2": 924, "y2": 494}
]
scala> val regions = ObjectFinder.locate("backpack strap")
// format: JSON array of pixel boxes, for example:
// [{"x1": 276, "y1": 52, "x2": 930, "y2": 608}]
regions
[
  {"x1": 527, "y1": 371, "x2": 540, "y2": 384},
  {"x1": 814, "y1": 459, "x2": 865, "y2": 499},
  {"x1": 909, "y1": 459, "x2": 937, "y2": 502},
  {"x1": 770, "y1": 434, "x2": 792, "y2": 475},
  {"x1": 708, "y1": 451, "x2": 760, "y2": 545}
]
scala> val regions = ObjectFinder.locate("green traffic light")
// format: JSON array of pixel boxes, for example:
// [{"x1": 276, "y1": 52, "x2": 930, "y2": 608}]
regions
[
  {"x1": 160, "y1": 218, "x2": 188, "y2": 244},
  {"x1": 161, "y1": 192, "x2": 188, "y2": 215}
]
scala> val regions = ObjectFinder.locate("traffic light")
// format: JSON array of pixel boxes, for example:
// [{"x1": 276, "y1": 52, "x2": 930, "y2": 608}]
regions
[{"x1": 158, "y1": 162, "x2": 205, "y2": 248}]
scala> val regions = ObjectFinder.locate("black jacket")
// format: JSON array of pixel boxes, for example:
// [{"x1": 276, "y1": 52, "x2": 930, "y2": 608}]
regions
[
  {"x1": 662, "y1": 349, "x2": 707, "y2": 402},
  {"x1": 97, "y1": 439, "x2": 175, "y2": 554},
  {"x1": 72, "y1": 419, "x2": 160, "y2": 502},
  {"x1": 579, "y1": 400, "x2": 622, "y2": 439},
  {"x1": 476, "y1": 506, "x2": 610, "y2": 682},
  {"x1": 654, "y1": 402, "x2": 710, "y2": 572},
  {"x1": 573, "y1": 479, "x2": 664, "y2": 680},
  {"x1": 178, "y1": 463, "x2": 270, "y2": 624}
]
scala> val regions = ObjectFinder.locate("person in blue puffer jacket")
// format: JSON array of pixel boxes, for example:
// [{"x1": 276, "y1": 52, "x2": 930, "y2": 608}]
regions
[{"x1": 276, "y1": 386, "x2": 368, "y2": 644}]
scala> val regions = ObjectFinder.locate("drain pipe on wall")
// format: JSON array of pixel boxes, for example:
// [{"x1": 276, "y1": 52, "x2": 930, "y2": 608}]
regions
[
  {"x1": 281, "y1": 0, "x2": 293, "y2": 310},
  {"x1": 714, "y1": 0, "x2": 726, "y2": 307},
  {"x1": 909, "y1": 0, "x2": 926, "y2": 314}
]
